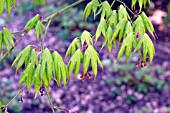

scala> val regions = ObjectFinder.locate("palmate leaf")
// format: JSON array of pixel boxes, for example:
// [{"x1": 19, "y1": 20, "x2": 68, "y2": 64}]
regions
[
  {"x1": 95, "y1": 18, "x2": 107, "y2": 42},
  {"x1": 111, "y1": 19, "x2": 127, "y2": 42},
  {"x1": 80, "y1": 30, "x2": 93, "y2": 46},
  {"x1": 100, "y1": 25, "x2": 113, "y2": 53},
  {"x1": 91, "y1": 0, "x2": 100, "y2": 19},
  {"x1": 83, "y1": 45, "x2": 103, "y2": 81},
  {"x1": 118, "y1": 5, "x2": 130, "y2": 22},
  {"x1": 65, "y1": 38, "x2": 81, "y2": 57},
  {"x1": 134, "y1": 33, "x2": 155, "y2": 63},
  {"x1": 12, "y1": 45, "x2": 31, "y2": 72},
  {"x1": 0, "y1": 27, "x2": 15, "y2": 51},
  {"x1": 40, "y1": 48, "x2": 53, "y2": 87},
  {"x1": 108, "y1": 10, "x2": 118, "y2": 28},
  {"x1": 140, "y1": 12, "x2": 155, "y2": 39},
  {"x1": 98, "y1": 1, "x2": 112, "y2": 19},
  {"x1": 19, "y1": 63, "x2": 34, "y2": 90},
  {"x1": 68, "y1": 49, "x2": 83, "y2": 81},
  {"x1": 117, "y1": 33, "x2": 136, "y2": 62},
  {"x1": 24, "y1": 14, "x2": 40, "y2": 32},
  {"x1": 29, "y1": 49, "x2": 39, "y2": 66},
  {"x1": 3, "y1": 27, "x2": 15, "y2": 47},
  {"x1": 35, "y1": 21, "x2": 46, "y2": 41},
  {"x1": 83, "y1": 1, "x2": 93, "y2": 21},
  {"x1": 34, "y1": 64, "x2": 41, "y2": 98},
  {"x1": 83, "y1": 0, "x2": 100, "y2": 20},
  {"x1": 133, "y1": 15, "x2": 145, "y2": 36},
  {"x1": 52, "y1": 51, "x2": 67, "y2": 86}
]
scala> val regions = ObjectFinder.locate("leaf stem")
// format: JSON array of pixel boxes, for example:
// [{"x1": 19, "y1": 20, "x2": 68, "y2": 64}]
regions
[
  {"x1": 6, "y1": 86, "x2": 26, "y2": 107},
  {"x1": 45, "y1": 88, "x2": 55, "y2": 113},
  {"x1": 116, "y1": 0, "x2": 134, "y2": 15}
]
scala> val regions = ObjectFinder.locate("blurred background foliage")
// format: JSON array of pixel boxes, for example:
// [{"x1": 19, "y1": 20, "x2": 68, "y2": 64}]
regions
[{"x1": 0, "y1": 0, "x2": 170, "y2": 113}]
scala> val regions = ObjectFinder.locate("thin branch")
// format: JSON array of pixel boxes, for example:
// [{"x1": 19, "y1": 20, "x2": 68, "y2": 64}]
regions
[
  {"x1": 45, "y1": 88, "x2": 55, "y2": 113},
  {"x1": 116, "y1": 0, "x2": 134, "y2": 15},
  {"x1": 41, "y1": 0, "x2": 85, "y2": 49},
  {"x1": 6, "y1": 86, "x2": 26, "y2": 107},
  {"x1": 41, "y1": 18, "x2": 52, "y2": 50},
  {"x1": 111, "y1": 0, "x2": 116, "y2": 7},
  {"x1": 45, "y1": 0, "x2": 85, "y2": 20}
]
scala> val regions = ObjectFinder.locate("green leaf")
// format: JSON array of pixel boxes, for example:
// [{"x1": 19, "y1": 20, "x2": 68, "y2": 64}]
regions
[
  {"x1": 133, "y1": 15, "x2": 145, "y2": 36},
  {"x1": 117, "y1": 33, "x2": 135, "y2": 62},
  {"x1": 0, "y1": 0, "x2": 5, "y2": 15},
  {"x1": 35, "y1": 21, "x2": 46, "y2": 41},
  {"x1": 68, "y1": 49, "x2": 83, "y2": 81},
  {"x1": 83, "y1": 2, "x2": 93, "y2": 21},
  {"x1": 140, "y1": 12, "x2": 155, "y2": 39},
  {"x1": 92, "y1": 0, "x2": 100, "y2": 19},
  {"x1": 3, "y1": 27, "x2": 15, "y2": 47},
  {"x1": 83, "y1": 45, "x2": 103, "y2": 80},
  {"x1": 134, "y1": 33, "x2": 155, "y2": 63},
  {"x1": 131, "y1": 0, "x2": 137, "y2": 9},
  {"x1": 108, "y1": 10, "x2": 118, "y2": 28},
  {"x1": 100, "y1": 1, "x2": 112, "y2": 19},
  {"x1": 0, "y1": 31, "x2": 3, "y2": 49},
  {"x1": 41, "y1": 48, "x2": 53, "y2": 80},
  {"x1": 25, "y1": 63, "x2": 34, "y2": 90},
  {"x1": 2, "y1": 29, "x2": 10, "y2": 51},
  {"x1": 80, "y1": 30, "x2": 93, "y2": 46},
  {"x1": 29, "y1": 49, "x2": 39, "y2": 66},
  {"x1": 52, "y1": 51, "x2": 68, "y2": 86},
  {"x1": 111, "y1": 19, "x2": 126, "y2": 41},
  {"x1": 6, "y1": 0, "x2": 11, "y2": 15},
  {"x1": 65, "y1": 38, "x2": 80, "y2": 57},
  {"x1": 16, "y1": 45, "x2": 31, "y2": 71},
  {"x1": 19, "y1": 71, "x2": 26, "y2": 88},
  {"x1": 118, "y1": 5, "x2": 130, "y2": 21},
  {"x1": 34, "y1": 64, "x2": 41, "y2": 98},
  {"x1": 42, "y1": 68, "x2": 49, "y2": 88},
  {"x1": 25, "y1": 14, "x2": 40, "y2": 32},
  {"x1": 124, "y1": 21, "x2": 133, "y2": 37},
  {"x1": 12, "y1": 0, "x2": 17, "y2": 6},
  {"x1": 138, "y1": 0, "x2": 143, "y2": 11},
  {"x1": 95, "y1": 18, "x2": 107, "y2": 42}
]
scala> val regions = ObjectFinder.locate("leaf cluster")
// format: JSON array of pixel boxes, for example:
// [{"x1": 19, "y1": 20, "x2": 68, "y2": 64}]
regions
[
  {"x1": 0, "y1": 0, "x2": 17, "y2": 15},
  {"x1": 84, "y1": 0, "x2": 155, "y2": 63},
  {"x1": 12, "y1": 46, "x2": 67, "y2": 97},
  {"x1": 24, "y1": 14, "x2": 46, "y2": 41},
  {"x1": 0, "y1": 27, "x2": 15, "y2": 51},
  {"x1": 66, "y1": 30, "x2": 103, "y2": 81}
]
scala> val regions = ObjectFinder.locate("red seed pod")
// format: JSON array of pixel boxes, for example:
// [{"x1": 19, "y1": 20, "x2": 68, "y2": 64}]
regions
[
  {"x1": 146, "y1": 58, "x2": 149, "y2": 62},
  {"x1": 136, "y1": 63, "x2": 139, "y2": 67},
  {"x1": 80, "y1": 74, "x2": 85, "y2": 81},
  {"x1": 144, "y1": 63, "x2": 147, "y2": 67},
  {"x1": 87, "y1": 72, "x2": 92, "y2": 79},
  {"x1": 138, "y1": 58, "x2": 140, "y2": 62}
]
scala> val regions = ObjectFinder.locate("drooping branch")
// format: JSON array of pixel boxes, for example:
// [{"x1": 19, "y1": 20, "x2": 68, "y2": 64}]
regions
[{"x1": 0, "y1": 0, "x2": 86, "y2": 62}]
